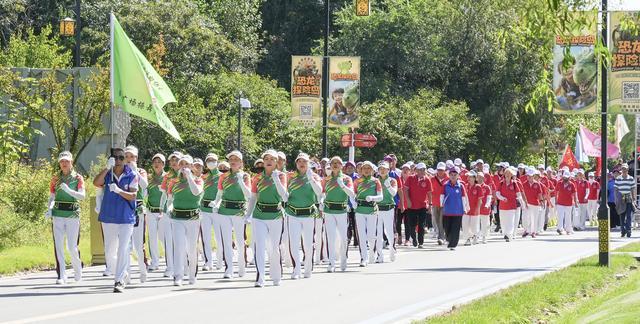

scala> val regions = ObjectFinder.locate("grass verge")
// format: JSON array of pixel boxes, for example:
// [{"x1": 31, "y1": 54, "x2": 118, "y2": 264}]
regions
[{"x1": 422, "y1": 243, "x2": 640, "y2": 324}]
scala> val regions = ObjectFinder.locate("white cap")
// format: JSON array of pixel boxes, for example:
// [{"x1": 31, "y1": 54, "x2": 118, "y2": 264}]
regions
[
  {"x1": 401, "y1": 163, "x2": 411, "y2": 169},
  {"x1": 483, "y1": 164, "x2": 490, "y2": 172},
  {"x1": 406, "y1": 161, "x2": 415, "y2": 167},
  {"x1": 476, "y1": 159, "x2": 484, "y2": 165},
  {"x1": 416, "y1": 162, "x2": 427, "y2": 170},
  {"x1": 262, "y1": 149, "x2": 279, "y2": 159},
  {"x1": 321, "y1": 157, "x2": 330, "y2": 163},
  {"x1": 477, "y1": 171, "x2": 485, "y2": 178},
  {"x1": 124, "y1": 145, "x2": 138, "y2": 156},
  {"x1": 427, "y1": 168, "x2": 435, "y2": 174},
  {"x1": 563, "y1": 170, "x2": 571, "y2": 178},
  {"x1": 193, "y1": 158, "x2": 204, "y2": 166},
  {"x1": 470, "y1": 161, "x2": 477, "y2": 168},
  {"x1": 378, "y1": 161, "x2": 390, "y2": 169},
  {"x1": 330, "y1": 156, "x2": 343, "y2": 164},
  {"x1": 449, "y1": 166, "x2": 461, "y2": 174},
  {"x1": 533, "y1": 170, "x2": 541, "y2": 176},
  {"x1": 179, "y1": 155, "x2": 194, "y2": 165},
  {"x1": 467, "y1": 170, "x2": 477, "y2": 177},
  {"x1": 218, "y1": 161, "x2": 230, "y2": 169},
  {"x1": 537, "y1": 164, "x2": 545, "y2": 169},
  {"x1": 226, "y1": 150, "x2": 243, "y2": 160},
  {"x1": 168, "y1": 151, "x2": 183, "y2": 160},
  {"x1": 518, "y1": 163, "x2": 525, "y2": 169},
  {"x1": 588, "y1": 172, "x2": 595, "y2": 177},
  {"x1": 152, "y1": 153, "x2": 166, "y2": 163},
  {"x1": 57, "y1": 151, "x2": 73, "y2": 162},
  {"x1": 454, "y1": 158, "x2": 462, "y2": 166},
  {"x1": 503, "y1": 162, "x2": 510, "y2": 168},
  {"x1": 446, "y1": 160, "x2": 454, "y2": 167},
  {"x1": 436, "y1": 162, "x2": 446, "y2": 171},
  {"x1": 253, "y1": 158, "x2": 264, "y2": 167},
  {"x1": 546, "y1": 166, "x2": 553, "y2": 172},
  {"x1": 277, "y1": 151, "x2": 286, "y2": 160},
  {"x1": 362, "y1": 161, "x2": 377, "y2": 171},
  {"x1": 621, "y1": 163, "x2": 629, "y2": 169},
  {"x1": 577, "y1": 169, "x2": 585, "y2": 174},
  {"x1": 295, "y1": 152, "x2": 310, "y2": 162},
  {"x1": 526, "y1": 168, "x2": 535, "y2": 176},
  {"x1": 205, "y1": 153, "x2": 219, "y2": 161}
]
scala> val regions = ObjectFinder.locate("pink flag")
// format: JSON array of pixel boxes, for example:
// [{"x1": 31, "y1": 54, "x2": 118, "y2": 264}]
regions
[{"x1": 579, "y1": 125, "x2": 620, "y2": 158}]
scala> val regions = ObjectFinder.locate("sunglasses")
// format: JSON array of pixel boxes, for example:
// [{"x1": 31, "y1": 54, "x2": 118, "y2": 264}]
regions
[
  {"x1": 113, "y1": 155, "x2": 125, "y2": 161},
  {"x1": 220, "y1": 169, "x2": 229, "y2": 173}
]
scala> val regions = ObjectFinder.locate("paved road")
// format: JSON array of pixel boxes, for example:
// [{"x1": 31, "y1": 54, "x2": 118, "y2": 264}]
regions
[{"x1": 0, "y1": 229, "x2": 637, "y2": 324}]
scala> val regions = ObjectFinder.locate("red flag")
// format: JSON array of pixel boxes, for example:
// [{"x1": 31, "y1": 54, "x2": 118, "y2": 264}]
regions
[
  {"x1": 559, "y1": 145, "x2": 580, "y2": 170},
  {"x1": 595, "y1": 157, "x2": 601, "y2": 177}
]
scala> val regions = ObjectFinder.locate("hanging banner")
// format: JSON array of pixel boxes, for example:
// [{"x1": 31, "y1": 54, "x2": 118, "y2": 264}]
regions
[
  {"x1": 552, "y1": 12, "x2": 597, "y2": 114},
  {"x1": 609, "y1": 12, "x2": 640, "y2": 114},
  {"x1": 291, "y1": 56, "x2": 323, "y2": 127},
  {"x1": 328, "y1": 56, "x2": 360, "y2": 128}
]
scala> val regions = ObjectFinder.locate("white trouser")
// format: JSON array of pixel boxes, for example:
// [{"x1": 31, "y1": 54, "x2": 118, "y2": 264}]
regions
[
  {"x1": 461, "y1": 215, "x2": 480, "y2": 241},
  {"x1": 146, "y1": 212, "x2": 161, "y2": 268},
  {"x1": 587, "y1": 200, "x2": 598, "y2": 223},
  {"x1": 523, "y1": 205, "x2": 540, "y2": 234},
  {"x1": 286, "y1": 214, "x2": 314, "y2": 277},
  {"x1": 253, "y1": 218, "x2": 283, "y2": 285},
  {"x1": 575, "y1": 203, "x2": 588, "y2": 229},
  {"x1": 313, "y1": 217, "x2": 326, "y2": 263},
  {"x1": 355, "y1": 212, "x2": 379, "y2": 263},
  {"x1": 130, "y1": 214, "x2": 147, "y2": 277},
  {"x1": 52, "y1": 217, "x2": 82, "y2": 280},
  {"x1": 500, "y1": 209, "x2": 516, "y2": 239},
  {"x1": 512, "y1": 207, "x2": 522, "y2": 238},
  {"x1": 102, "y1": 223, "x2": 134, "y2": 283},
  {"x1": 556, "y1": 205, "x2": 574, "y2": 233},
  {"x1": 537, "y1": 205, "x2": 546, "y2": 233},
  {"x1": 479, "y1": 214, "x2": 491, "y2": 240},
  {"x1": 281, "y1": 215, "x2": 292, "y2": 267},
  {"x1": 324, "y1": 213, "x2": 348, "y2": 268},
  {"x1": 158, "y1": 213, "x2": 174, "y2": 272},
  {"x1": 378, "y1": 209, "x2": 395, "y2": 261},
  {"x1": 200, "y1": 211, "x2": 222, "y2": 268},
  {"x1": 546, "y1": 198, "x2": 556, "y2": 226},
  {"x1": 217, "y1": 215, "x2": 246, "y2": 276},
  {"x1": 172, "y1": 218, "x2": 200, "y2": 282}
]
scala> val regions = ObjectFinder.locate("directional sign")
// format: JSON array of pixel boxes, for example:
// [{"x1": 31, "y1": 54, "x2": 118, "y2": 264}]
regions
[{"x1": 341, "y1": 133, "x2": 377, "y2": 148}]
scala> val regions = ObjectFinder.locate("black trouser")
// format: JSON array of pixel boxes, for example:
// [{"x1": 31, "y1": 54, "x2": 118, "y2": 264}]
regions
[
  {"x1": 406, "y1": 208, "x2": 427, "y2": 246},
  {"x1": 608, "y1": 202, "x2": 619, "y2": 228},
  {"x1": 348, "y1": 210, "x2": 358, "y2": 246},
  {"x1": 395, "y1": 208, "x2": 408, "y2": 241},
  {"x1": 443, "y1": 215, "x2": 463, "y2": 248},
  {"x1": 425, "y1": 209, "x2": 433, "y2": 229},
  {"x1": 494, "y1": 201, "x2": 501, "y2": 228}
]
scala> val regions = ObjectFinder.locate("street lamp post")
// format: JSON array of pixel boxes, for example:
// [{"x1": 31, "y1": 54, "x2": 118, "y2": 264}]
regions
[{"x1": 597, "y1": 0, "x2": 610, "y2": 267}]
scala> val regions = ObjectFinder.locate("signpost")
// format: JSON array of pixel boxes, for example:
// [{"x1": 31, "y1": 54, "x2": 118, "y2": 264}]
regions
[{"x1": 341, "y1": 132, "x2": 377, "y2": 162}]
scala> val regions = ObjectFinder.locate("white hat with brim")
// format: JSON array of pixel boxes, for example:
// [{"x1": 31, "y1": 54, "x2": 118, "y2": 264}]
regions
[
  {"x1": 563, "y1": 170, "x2": 571, "y2": 178},
  {"x1": 436, "y1": 162, "x2": 446, "y2": 171},
  {"x1": 330, "y1": 156, "x2": 343, "y2": 164},
  {"x1": 427, "y1": 168, "x2": 435, "y2": 174},
  {"x1": 378, "y1": 161, "x2": 390, "y2": 169},
  {"x1": 295, "y1": 153, "x2": 310, "y2": 162},
  {"x1": 124, "y1": 145, "x2": 138, "y2": 157},
  {"x1": 58, "y1": 151, "x2": 73, "y2": 162},
  {"x1": 218, "y1": 161, "x2": 230, "y2": 169},
  {"x1": 193, "y1": 158, "x2": 204, "y2": 166},
  {"x1": 262, "y1": 149, "x2": 279, "y2": 159},
  {"x1": 226, "y1": 150, "x2": 243, "y2": 160},
  {"x1": 168, "y1": 151, "x2": 183, "y2": 160},
  {"x1": 179, "y1": 155, "x2": 194, "y2": 165},
  {"x1": 416, "y1": 162, "x2": 427, "y2": 170},
  {"x1": 253, "y1": 158, "x2": 264, "y2": 167},
  {"x1": 152, "y1": 153, "x2": 166, "y2": 163},
  {"x1": 277, "y1": 151, "x2": 286, "y2": 160},
  {"x1": 454, "y1": 158, "x2": 462, "y2": 166},
  {"x1": 205, "y1": 153, "x2": 219, "y2": 162},
  {"x1": 361, "y1": 161, "x2": 377, "y2": 171}
]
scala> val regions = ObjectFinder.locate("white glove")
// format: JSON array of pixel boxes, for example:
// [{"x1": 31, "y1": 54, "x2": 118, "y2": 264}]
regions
[
  {"x1": 336, "y1": 176, "x2": 346, "y2": 188},
  {"x1": 95, "y1": 187, "x2": 103, "y2": 214},
  {"x1": 182, "y1": 167, "x2": 192, "y2": 177},
  {"x1": 271, "y1": 170, "x2": 281, "y2": 181},
  {"x1": 306, "y1": 168, "x2": 315, "y2": 179},
  {"x1": 319, "y1": 202, "x2": 325, "y2": 212},
  {"x1": 44, "y1": 209, "x2": 52, "y2": 219},
  {"x1": 484, "y1": 201, "x2": 491, "y2": 209},
  {"x1": 384, "y1": 177, "x2": 391, "y2": 188},
  {"x1": 106, "y1": 157, "x2": 116, "y2": 169},
  {"x1": 237, "y1": 171, "x2": 246, "y2": 181},
  {"x1": 366, "y1": 195, "x2": 373, "y2": 202},
  {"x1": 208, "y1": 200, "x2": 219, "y2": 212},
  {"x1": 59, "y1": 183, "x2": 72, "y2": 194},
  {"x1": 109, "y1": 183, "x2": 123, "y2": 194},
  {"x1": 350, "y1": 198, "x2": 358, "y2": 209},
  {"x1": 243, "y1": 214, "x2": 252, "y2": 224}
]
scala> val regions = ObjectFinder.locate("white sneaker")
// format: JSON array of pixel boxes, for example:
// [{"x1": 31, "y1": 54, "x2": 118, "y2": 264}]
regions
[
  {"x1": 102, "y1": 270, "x2": 112, "y2": 277},
  {"x1": 173, "y1": 279, "x2": 182, "y2": 287},
  {"x1": 254, "y1": 282, "x2": 264, "y2": 288},
  {"x1": 188, "y1": 278, "x2": 197, "y2": 285},
  {"x1": 304, "y1": 271, "x2": 312, "y2": 278},
  {"x1": 464, "y1": 239, "x2": 471, "y2": 246},
  {"x1": 291, "y1": 273, "x2": 300, "y2": 280},
  {"x1": 238, "y1": 268, "x2": 246, "y2": 278},
  {"x1": 390, "y1": 252, "x2": 396, "y2": 262},
  {"x1": 202, "y1": 265, "x2": 211, "y2": 271},
  {"x1": 55, "y1": 278, "x2": 66, "y2": 285},
  {"x1": 124, "y1": 272, "x2": 131, "y2": 285},
  {"x1": 369, "y1": 255, "x2": 376, "y2": 264},
  {"x1": 74, "y1": 272, "x2": 82, "y2": 282},
  {"x1": 273, "y1": 280, "x2": 281, "y2": 286},
  {"x1": 163, "y1": 270, "x2": 173, "y2": 278},
  {"x1": 327, "y1": 265, "x2": 335, "y2": 273},
  {"x1": 472, "y1": 237, "x2": 479, "y2": 245},
  {"x1": 359, "y1": 261, "x2": 367, "y2": 267},
  {"x1": 340, "y1": 260, "x2": 347, "y2": 271},
  {"x1": 223, "y1": 272, "x2": 233, "y2": 279},
  {"x1": 140, "y1": 271, "x2": 147, "y2": 283}
]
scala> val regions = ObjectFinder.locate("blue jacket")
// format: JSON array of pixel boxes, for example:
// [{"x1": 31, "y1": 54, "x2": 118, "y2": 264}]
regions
[
  {"x1": 443, "y1": 180, "x2": 465, "y2": 216},
  {"x1": 607, "y1": 179, "x2": 615, "y2": 203},
  {"x1": 98, "y1": 165, "x2": 137, "y2": 224}
]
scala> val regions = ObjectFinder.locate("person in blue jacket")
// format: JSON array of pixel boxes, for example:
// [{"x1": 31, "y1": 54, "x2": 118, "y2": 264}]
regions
[
  {"x1": 441, "y1": 167, "x2": 469, "y2": 250},
  {"x1": 93, "y1": 147, "x2": 139, "y2": 293}
]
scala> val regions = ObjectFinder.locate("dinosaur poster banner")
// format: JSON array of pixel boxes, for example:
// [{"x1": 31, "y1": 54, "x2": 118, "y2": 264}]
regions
[
  {"x1": 609, "y1": 12, "x2": 640, "y2": 114},
  {"x1": 552, "y1": 12, "x2": 597, "y2": 114},
  {"x1": 328, "y1": 56, "x2": 360, "y2": 128},
  {"x1": 291, "y1": 56, "x2": 323, "y2": 127}
]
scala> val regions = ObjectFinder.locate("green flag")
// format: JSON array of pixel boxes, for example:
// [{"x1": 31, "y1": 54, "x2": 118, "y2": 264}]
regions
[{"x1": 110, "y1": 13, "x2": 181, "y2": 141}]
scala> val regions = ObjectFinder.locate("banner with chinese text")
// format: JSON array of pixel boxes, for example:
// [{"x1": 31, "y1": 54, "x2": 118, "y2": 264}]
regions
[
  {"x1": 609, "y1": 12, "x2": 640, "y2": 114},
  {"x1": 552, "y1": 12, "x2": 597, "y2": 114},
  {"x1": 291, "y1": 56, "x2": 323, "y2": 127},
  {"x1": 328, "y1": 56, "x2": 360, "y2": 128}
]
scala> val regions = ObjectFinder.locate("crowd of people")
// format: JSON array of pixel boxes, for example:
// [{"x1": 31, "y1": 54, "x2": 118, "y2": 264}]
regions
[{"x1": 43, "y1": 148, "x2": 638, "y2": 292}]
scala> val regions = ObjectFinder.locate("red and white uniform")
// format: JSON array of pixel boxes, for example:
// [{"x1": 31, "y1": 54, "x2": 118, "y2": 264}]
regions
[
  {"x1": 462, "y1": 183, "x2": 482, "y2": 242},
  {"x1": 556, "y1": 180, "x2": 577, "y2": 234}
]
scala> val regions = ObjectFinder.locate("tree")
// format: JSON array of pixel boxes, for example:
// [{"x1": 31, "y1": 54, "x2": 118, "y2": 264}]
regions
[{"x1": 0, "y1": 25, "x2": 71, "y2": 68}]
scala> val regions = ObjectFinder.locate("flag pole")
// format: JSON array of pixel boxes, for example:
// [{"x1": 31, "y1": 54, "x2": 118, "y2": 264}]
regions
[{"x1": 109, "y1": 12, "x2": 115, "y2": 150}]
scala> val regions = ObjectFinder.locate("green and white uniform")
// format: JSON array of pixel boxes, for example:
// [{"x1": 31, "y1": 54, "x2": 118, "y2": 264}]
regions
[
  {"x1": 353, "y1": 175, "x2": 383, "y2": 265},
  {"x1": 216, "y1": 170, "x2": 250, "y2": 278},
  {"x1": 286, "y1": 171, "x2": 321, "y2": 278},
  {"x1": 200, "y1": 170, "x2": 222, "y2": 269},
  {"x1": 146, "y1": 170, "x2": 169, "y2": 270},
  {"x1": 322, "y1": 172, "x2": 355, "y2": 271}
]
